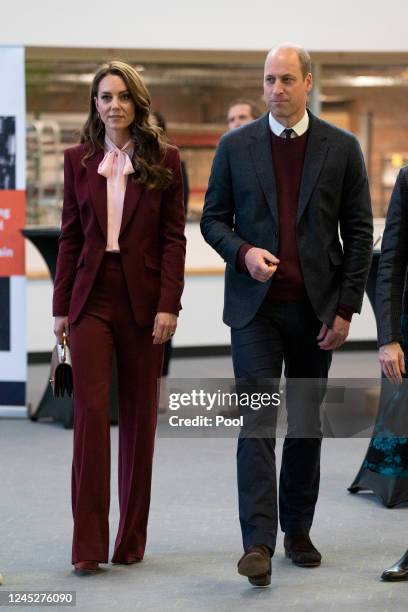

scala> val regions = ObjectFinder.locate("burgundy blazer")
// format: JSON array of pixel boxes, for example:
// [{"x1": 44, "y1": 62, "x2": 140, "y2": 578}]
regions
[{"x1": 53, "y1": 142, "x2": 186, "y2": 326}]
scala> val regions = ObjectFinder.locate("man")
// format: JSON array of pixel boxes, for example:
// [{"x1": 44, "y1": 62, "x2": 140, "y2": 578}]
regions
[
  {"x1": 375, "y1": 167, "x2": 408, "y2": 581},
  {"x1": 226, "y1": 99, "x2": 262, "y2": 130},
  {"x1": 201, "y1": 44, "x2": 373, "y2": 586}
]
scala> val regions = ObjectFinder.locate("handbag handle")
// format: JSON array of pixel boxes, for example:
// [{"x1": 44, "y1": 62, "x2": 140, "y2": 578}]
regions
[{"x1": 61, "y1": 332, "x2": 68, "y2": 363}]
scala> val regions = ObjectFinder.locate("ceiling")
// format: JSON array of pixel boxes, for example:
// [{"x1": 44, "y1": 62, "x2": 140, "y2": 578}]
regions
[{"x1": 26, "y1": 48, "x2": 408, "y2": 91}]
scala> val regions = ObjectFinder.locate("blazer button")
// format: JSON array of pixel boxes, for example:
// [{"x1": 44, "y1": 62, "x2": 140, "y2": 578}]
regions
[{"x1": 274, "y1": 231, "x2": 278, "y2": 238}]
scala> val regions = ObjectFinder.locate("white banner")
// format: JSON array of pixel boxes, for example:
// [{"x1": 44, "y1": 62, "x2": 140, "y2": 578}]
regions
[{"x1": 0, "y1": 46, "x2": 26, "y2": 416}]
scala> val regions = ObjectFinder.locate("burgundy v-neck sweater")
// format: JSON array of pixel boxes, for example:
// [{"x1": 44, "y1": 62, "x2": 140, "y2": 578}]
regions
[
  {"x1": 266, "y1": 130, "x2": 308, "y2": 300},
  {"x1": 237, "y1": 131, "x2": 308, "y2": 300}
]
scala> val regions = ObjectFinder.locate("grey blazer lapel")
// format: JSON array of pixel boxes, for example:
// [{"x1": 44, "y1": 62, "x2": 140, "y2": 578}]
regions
[
  {"x1": 248, "y1": 114, "x2": 278, "y2": 226},
  {"x1": 297, "y1": 113, "x2": 329, "y2": 223}
]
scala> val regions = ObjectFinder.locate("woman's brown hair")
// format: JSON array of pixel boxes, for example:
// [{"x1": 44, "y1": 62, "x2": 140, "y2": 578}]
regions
[{"x1": 80, "y1": 61, "x2": 172, "y2": 190}]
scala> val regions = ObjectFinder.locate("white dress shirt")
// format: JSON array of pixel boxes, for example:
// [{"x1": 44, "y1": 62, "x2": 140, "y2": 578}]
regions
[{"x1": 268, "y1": 110, "x2": 309, "y2": 138}]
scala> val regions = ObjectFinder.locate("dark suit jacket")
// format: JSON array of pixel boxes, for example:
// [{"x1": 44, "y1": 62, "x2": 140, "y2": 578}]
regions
[
  {"x1": 201, "y1": 111, "x2": 373, "y2": 329},
  {"x1": 376, "y1": 166, "x2": 408, "y2": 346},
  {"x1": 53, "y1": 143, "x2": 186, "y2": 326}
]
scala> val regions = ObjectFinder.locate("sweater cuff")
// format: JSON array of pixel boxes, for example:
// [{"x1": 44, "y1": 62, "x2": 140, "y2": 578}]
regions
[
  {"x1": 336, "y1": 304, "x2": 354, "y2": 322},
  {"x1": 236, "y1": 243, "x2": 253, "y2": 273}
]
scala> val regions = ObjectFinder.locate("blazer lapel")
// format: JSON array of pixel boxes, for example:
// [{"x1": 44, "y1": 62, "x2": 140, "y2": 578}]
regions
[
  {"x1": 297, "y1": 114, "x2": 329, "y2": 223},
  {"x1": 119, "y1": 175, "x2": 144, "y2": 238},
  {"x1": 248, "y1": 115, "x2": 279, "y2": 226},
  {"x1": 87, "y1": 151, "x2": 108, "y2": 240}
]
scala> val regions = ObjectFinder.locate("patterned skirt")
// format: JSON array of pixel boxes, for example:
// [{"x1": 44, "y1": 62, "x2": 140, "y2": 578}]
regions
[{"x1": 363, "y1": 314, "x2": 408, "y2": 477}]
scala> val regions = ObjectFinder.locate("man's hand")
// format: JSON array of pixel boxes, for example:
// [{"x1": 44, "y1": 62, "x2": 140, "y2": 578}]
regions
[
  {"x1": 153, "y1": 312, "x2": 178, "y2": 344},
  {"x1": 53, "y1": 316, "x2": 69, "y2": 344},
  {"x1": 317, "y1": 316, "x2": 350, "y2": 350},
  {"x1": 379, "y1": 342, "x2": 406, "y2": 385},
  {"x1": 244, "y1": 247, "x2": 279, "y2": 282}
]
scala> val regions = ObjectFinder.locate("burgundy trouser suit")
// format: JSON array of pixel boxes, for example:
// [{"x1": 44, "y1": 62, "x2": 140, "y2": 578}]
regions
[
  {"x1": 53, "y1": 143, "x2": 186, "y2": 566},
  {"x1": 70, "y1": 254, "x2": 164, "y2": 564}
]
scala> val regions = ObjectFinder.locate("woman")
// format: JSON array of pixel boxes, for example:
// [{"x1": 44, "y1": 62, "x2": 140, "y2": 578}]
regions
[
  {"x1": 375, "y1": 166, "x2": 408, "y2": 580},
  {"x1": 52, "y1": 61, "x2": 186, "y2": 574}
]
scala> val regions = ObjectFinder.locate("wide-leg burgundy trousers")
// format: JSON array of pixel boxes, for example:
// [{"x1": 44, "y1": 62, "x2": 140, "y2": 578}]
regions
[{"x1": 69, "y1": 253, "x2": 164, "y2": 564}]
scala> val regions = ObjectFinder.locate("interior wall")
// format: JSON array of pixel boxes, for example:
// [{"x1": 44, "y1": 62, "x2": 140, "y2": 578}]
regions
[
  {"x1": 26, "y1": 224, "x2": 379, "y2": 353},
  {"x1": 26, "y1": 276, "x2": 378, "y2": 352},
  {"x1": 3, "y1": 0, "x2": 408, "y2": 51}
]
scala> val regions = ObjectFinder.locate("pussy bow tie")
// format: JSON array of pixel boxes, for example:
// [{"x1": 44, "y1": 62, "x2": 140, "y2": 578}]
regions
[{"x1": 97, "y1": 148, "x2": 134, "y2": 178}]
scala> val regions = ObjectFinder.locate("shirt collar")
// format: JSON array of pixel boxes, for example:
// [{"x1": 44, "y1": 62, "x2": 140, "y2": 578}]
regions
[
  {"x1": 268, "y1": 110, "x2": 309, "y2": 138},
  {"x1": 104, "y1": 134, "x2": 134, "y2": 156}
]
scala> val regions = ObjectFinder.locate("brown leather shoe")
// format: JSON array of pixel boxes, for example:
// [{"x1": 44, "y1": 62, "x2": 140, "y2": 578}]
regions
[
  {"x1": 284, "y1": 534, "x2": 321, "y2": 567},
  {"x1": 237, "y1": 545, "x2": 272, "y2": 586},
  {"x1": 73, "y1": 561, "x2": 100, "y2": 575}
]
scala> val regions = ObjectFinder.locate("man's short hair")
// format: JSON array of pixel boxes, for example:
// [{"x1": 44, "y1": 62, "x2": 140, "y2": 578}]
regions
[
  {"x1": 227, "y1": 99, "x2": 263, "y2": 120},
  {"x1": 268, "y1": 44, "x2": 312, "y2": 79},
  {"x1": 295, "y1": 47, "x2": 312, "y2": 79}
]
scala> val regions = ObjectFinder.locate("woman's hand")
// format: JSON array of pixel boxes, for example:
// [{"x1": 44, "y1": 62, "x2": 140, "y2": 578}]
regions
[
  {"x1": 152, "y1": 312, "x2": 177, "y2": 344},
  {"x1": 379, "y1": 342, "x2": 406, "y2": 384},
  {"x1": 54, "y1": 316, "x2": 69, "y2": 345}
]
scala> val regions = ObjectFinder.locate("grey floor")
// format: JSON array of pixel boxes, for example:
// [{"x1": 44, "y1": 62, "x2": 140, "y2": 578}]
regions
[{"x1": 1, "y1": 352, "x2": 407, "y2": 611}]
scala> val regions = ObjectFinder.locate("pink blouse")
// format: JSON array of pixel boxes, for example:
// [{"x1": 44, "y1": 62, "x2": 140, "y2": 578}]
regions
[{"x1": 97, "y1": 135, "x2": 135, "y2": 252}]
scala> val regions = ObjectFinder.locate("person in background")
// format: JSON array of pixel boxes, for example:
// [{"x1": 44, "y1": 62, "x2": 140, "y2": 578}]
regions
[
  {"x1": 53, "y1": 61, "x2": 186, "y2": 575},
  {"x1": 150, "y1": 110, "x2": 189, "y2": 215},
  {"x1": 150, "y1": 110, "x2": 189, "y2": 393},
  {"x1": 226, "y1": 98, "x2": 262, "y2": 131},
  {"x1": 201, "y1": 44, "x2": 373, "y2": 587},
  {"x1": 376, "y1": 166, "x2": 408, "y2": 581}
]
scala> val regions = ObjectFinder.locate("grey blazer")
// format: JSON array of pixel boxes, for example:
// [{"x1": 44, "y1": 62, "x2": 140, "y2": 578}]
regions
[
  {"x1": 201, "y1": 111, "x2": 373, "y2": 329},
  {"x1": 376, "y1": 166, "x2": 408, "y2": 346}
]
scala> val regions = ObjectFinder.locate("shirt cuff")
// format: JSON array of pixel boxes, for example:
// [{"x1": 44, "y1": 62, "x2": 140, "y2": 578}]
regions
[
  {"x1": 236, "y1": 243, "x2": 253, "y2": 273},
  {"x1": 336, "y1": 304, "x2": 354, "y2": 322}
]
